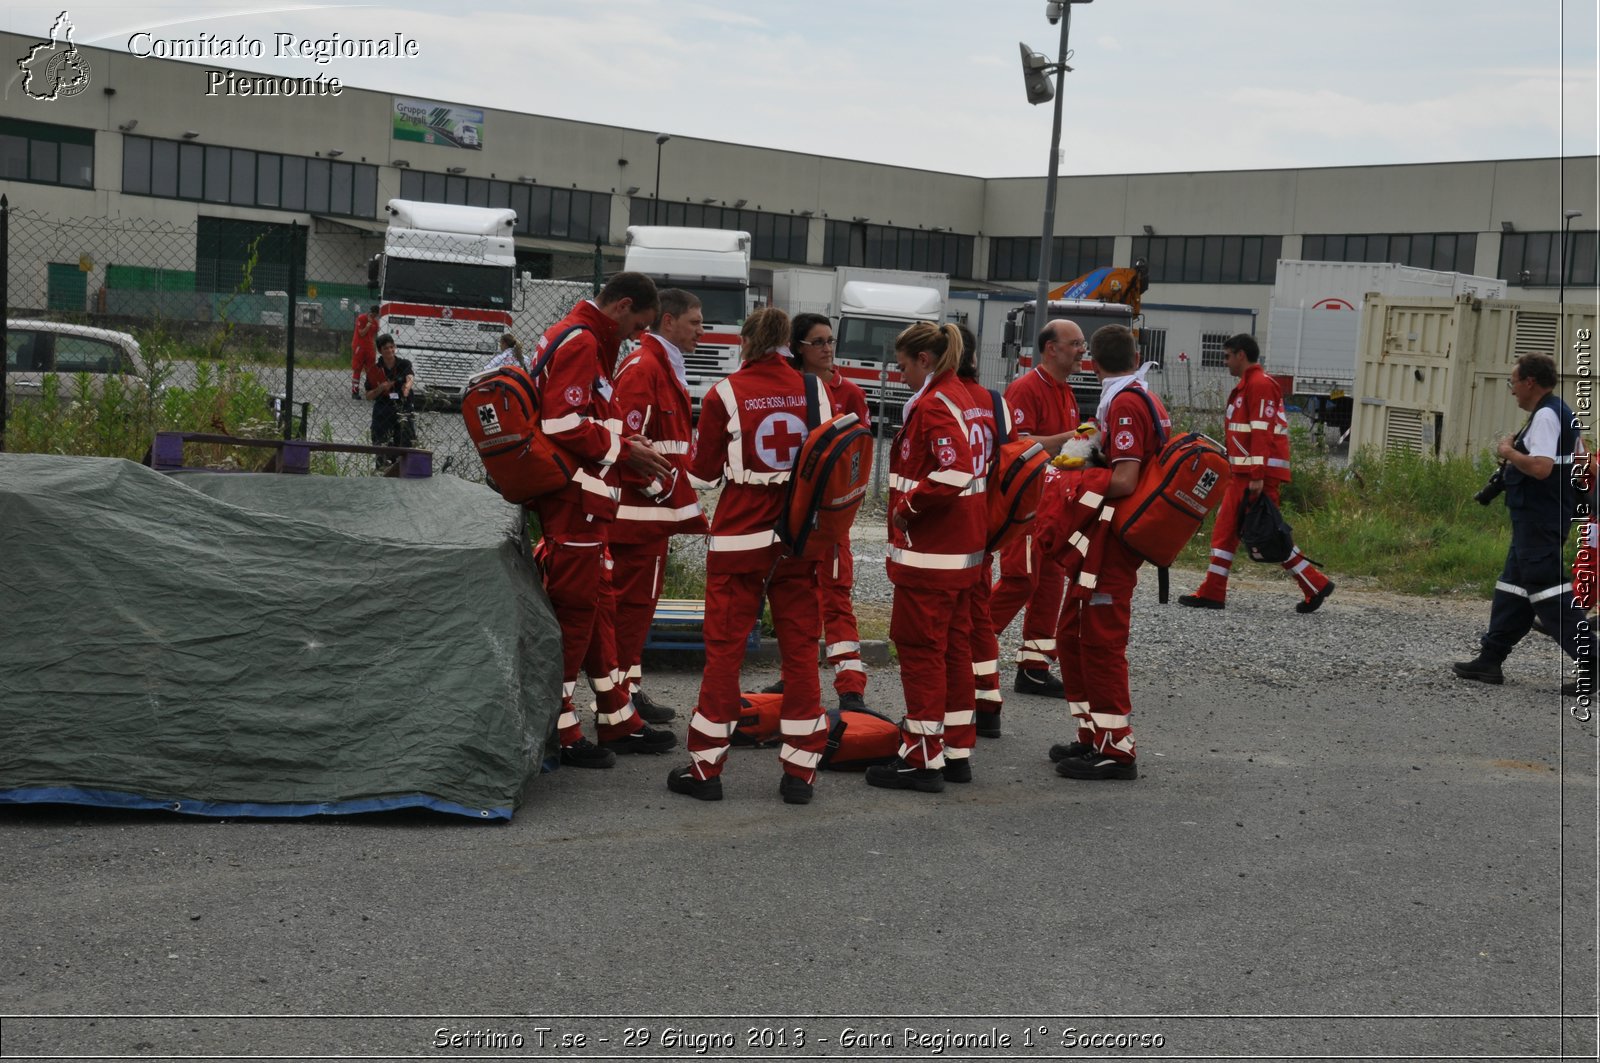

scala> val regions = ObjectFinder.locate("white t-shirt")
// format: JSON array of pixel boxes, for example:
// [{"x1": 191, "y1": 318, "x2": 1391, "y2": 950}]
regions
[{"x1": 1522, "y1": 406, "x2": 1559, "y2": 460}]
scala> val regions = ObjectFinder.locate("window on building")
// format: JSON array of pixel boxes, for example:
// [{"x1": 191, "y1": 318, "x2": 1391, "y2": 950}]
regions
[
  {"x1": 1130, "y1": 234, "x2": 1283, "y2": 285},
  {"x1": 987, "y1": 235, "x2": 1114, "y2": 282},
  {"x1": 1301, "y1": 231, "x2": 1478, "y2": 274},
  {"x1": 1200, "y1": 331, "x2": 1230, "y2": 369},
  {"x1": 1139, "y1": 327, "x2": 1166, "y2": 368},
  {"x1": 1500, "y1": 229, "x2": 1599, "y2": 287},
  {"x1": 401, "y1": 169, "x2": 613, "y2": 245},
  {"x1": 821, "y1": 219, "x2": 974, "y2": 276},
  {"x1": 194, "y1": 216, "x2": 307, "y2": 293},
  {"x1": 121, "y1": 135, "x2": 377, "y2": 218},
  {"x1": 1, "y1": 117, "x2": 93, "y2": 188}
]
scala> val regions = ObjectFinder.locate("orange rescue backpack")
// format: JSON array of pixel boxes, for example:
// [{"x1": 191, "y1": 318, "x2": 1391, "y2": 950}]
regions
[
  {"x1": 1110, "y1": 388, "x2": 1227, "y2": 567},
  {"x1": 461, "y1": 325, "x2": 587, "y2": 504},
  {"x1": 730, "y1": 692, "x2": 901, "y2": 770},
  {"x1": 984, "y1": 387, "x2": 1053, "y2": 553},
  {"x1": 776, "y1": 373, "x2": 874, "y2": 560}
]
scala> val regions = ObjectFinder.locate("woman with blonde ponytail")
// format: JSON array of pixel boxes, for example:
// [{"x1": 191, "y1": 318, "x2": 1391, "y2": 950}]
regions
[
  {"x1": 866, "y1": 321, "x2": 986, "y2": 794},
  {"x1": 666, "y1": 306, "x2": 835, "y2": 806}
]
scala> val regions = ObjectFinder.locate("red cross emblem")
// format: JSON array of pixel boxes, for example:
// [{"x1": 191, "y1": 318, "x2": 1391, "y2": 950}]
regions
[{"x1": 755, "y1": 412, "x2": 807, "y2": 469}]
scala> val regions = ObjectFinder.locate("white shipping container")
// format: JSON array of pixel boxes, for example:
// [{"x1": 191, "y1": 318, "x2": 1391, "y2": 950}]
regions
[{"x1": 1267, "y1": 259, "x2": 1507, "y2": 396}]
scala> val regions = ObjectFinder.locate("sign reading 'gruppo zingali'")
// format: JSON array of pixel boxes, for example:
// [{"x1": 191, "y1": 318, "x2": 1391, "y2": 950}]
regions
[{"x1": 393, "y1": 97, "x2": 484, "y2": 151}]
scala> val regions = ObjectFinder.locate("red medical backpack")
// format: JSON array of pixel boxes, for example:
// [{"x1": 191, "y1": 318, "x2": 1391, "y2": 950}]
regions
[
  {"x1": 776, "y1": 374, "x2": 874, "y2": 560},
  {"x1": 731, "y1": 692, "x2": 901, "y2": 770},
  {"x1": 460, "y1": 325, "x2": 587, "y2": 504}
]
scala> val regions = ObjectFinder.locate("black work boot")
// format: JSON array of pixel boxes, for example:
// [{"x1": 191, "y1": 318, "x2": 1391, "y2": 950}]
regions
[{"x1": 1451, "y1": 655, "x2": 1504, "y2": 685}]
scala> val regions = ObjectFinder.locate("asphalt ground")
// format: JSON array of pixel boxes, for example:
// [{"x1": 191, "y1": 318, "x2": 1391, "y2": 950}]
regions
[{"x1": 1, "y1": 570, "x2": 1595, "y2": 1062}]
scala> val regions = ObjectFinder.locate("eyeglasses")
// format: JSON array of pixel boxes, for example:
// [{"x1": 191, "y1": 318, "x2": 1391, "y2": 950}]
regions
[
  {"x1": 1507, "y1": 376, "x2": 1520, "y2": 390},
  {"x1": 800, "y1": 337, "x2": 836, "y2": 349}
]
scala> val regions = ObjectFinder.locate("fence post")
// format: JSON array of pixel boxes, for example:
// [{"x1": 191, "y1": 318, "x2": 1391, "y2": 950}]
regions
[
  {"x1": 283, "y1": 222, "x2": 301, "y2": 439},
  {"x1": 592, "y1": 236, "x2": 602, "y2": 296},
  {"x1": 1, "y1": 194, "x2": 8, "y2": 452}
]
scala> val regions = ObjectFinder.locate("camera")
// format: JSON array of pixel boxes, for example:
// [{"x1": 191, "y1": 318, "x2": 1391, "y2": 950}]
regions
[{"x1": 1475, "y1": 464, "x2": 1507, "y2": 505}]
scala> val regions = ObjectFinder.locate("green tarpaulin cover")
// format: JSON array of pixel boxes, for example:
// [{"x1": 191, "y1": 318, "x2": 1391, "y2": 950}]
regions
[{"x1": 0, "y1": 454, "x2": 558, "y2": 820}]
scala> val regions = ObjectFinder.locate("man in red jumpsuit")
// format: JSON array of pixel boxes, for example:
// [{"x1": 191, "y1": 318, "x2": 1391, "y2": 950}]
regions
[
  {"x1": 1051, "y1": 324, "x2": 1169, "y2": 781},
  {"x1": 991, "y1": 319, "x2": 1083, "y2": 696},
  {"x1": 532, "y1": 272, "x2": 679, "y2": 768},
  {"x1": 609, "y1": 289, "x2": 710, "y2": 724},
  {"x1": 1177, "y1": 333, "x2": 1334, "y2": 613},
  {"x1": 349, "y1": 305, "x2": 378, "y2": 399}
]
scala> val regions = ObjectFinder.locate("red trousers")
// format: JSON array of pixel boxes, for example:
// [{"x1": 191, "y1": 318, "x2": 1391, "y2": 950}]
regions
[
  {"x1": 969, "y1": 555, "x2": 1002, "y2": 717},
  {"x1": 610, "y1": 538, "x2": 669, "y2": 695},
  {"x1": 686, "y1": 555, "x2": 826, "y2": 783},
  {"x1": 1058, "y1": 591, "x2": 1136, "y2": 763},
  {"x1": 990, "y1": 532, "x2": 1065, "y2": 671},
  {"x1": 891, "y1": 582, "x2": 976, "y2": 769},
  {"x1": 819, "y1": 540, "x2": 867, "y2": 697},
  {"x1": 536, "y1": 538, "x2": 643, "y2": 746},
  {"x1": 1193, "y1": 479, "x2": 1331, "y2": 604}
]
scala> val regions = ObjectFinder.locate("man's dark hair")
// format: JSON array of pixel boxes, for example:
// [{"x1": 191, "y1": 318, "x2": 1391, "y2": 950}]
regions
[
  {"x1": 957, "y1": 323, "x2": 980, "y2": 379},
  {"x1": 657, "y1": 287, "x2": 701, "y2": 322},
  {"x1": 1223, "y1": 333, "x2": 1261, "y2": 363},
  {"x1": 375, "y1": 333, "x2": 395, "y2": 349},
  {"x1": 599, "y1": 271, "x2": 659, "y2": 312},
  {"x1": 788, "y1": 312, "x2": 831, "y2": 370},
  {"x1": 1090, "y1": 324, "x2": 1138, "y2": 373},
  {"x1": 1515, "y1": 352, "x2": 1557, "y2": 389}
]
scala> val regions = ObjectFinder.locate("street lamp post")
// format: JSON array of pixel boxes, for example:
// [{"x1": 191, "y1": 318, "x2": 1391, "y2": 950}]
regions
[
  {"x1": 1018, "y1": 2, "x2": 1092, "y2": 352},
  {"x1": 653, "y1": 134, "x2": 670, "y2": 225},
  {"x1": 1559, "y1": 208, "x2": 1582, "y2": 307}
]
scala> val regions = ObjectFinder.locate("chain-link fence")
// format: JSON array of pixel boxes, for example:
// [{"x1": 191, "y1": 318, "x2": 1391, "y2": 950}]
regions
[{"x1": 0, "y1": 200, "x2": 605, "y2": 476}]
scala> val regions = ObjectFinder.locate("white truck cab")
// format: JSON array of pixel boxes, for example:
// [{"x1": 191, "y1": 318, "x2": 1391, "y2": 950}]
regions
[{"x1": 623, "y1": 226, "x2": 751, "y2": 408}]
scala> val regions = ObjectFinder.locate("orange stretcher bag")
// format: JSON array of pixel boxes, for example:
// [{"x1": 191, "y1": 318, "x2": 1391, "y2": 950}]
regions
[
  {"x1": 776, "y1": 373, "x2": 873, "y2": 560},
  {"x1": 1111, "y1": 390, "x2": 1227, "y2": 567},
  {"x1": 730, "y1": 692, "x2": 900, "y2": 770},
  {"x1": 461, "y1": 325, "x2": 587, "y2": 504}
]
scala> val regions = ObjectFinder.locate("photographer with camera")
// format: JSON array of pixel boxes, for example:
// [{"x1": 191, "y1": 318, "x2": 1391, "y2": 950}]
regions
[
  {"x1": 365, "y1": 333, "x2": 416, "y2": 452},
  {"x1": 1454, "y1": 353, "x2": 1594, "y2": 692}
]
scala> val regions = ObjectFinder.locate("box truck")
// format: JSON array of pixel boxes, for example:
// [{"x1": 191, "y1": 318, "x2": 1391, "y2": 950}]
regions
[
  {"x1": 1267, "y1": 259, "x2": 1507, "y2": 438},
  {"x1": 623, "y1": 226, "x2": 751, "y2": 407}
]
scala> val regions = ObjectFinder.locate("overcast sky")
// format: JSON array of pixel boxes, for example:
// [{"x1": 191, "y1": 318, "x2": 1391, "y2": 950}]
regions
[{"x1": 7, "y1": 0, "x2": 1597, "y2": 177}]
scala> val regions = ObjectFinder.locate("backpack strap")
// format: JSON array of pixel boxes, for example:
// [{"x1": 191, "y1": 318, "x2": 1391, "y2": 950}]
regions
[
  {"x1": 803, "y1": 372, "x2": 821, "y2": 431},
  {"x1": 989, "y1": 388, "x2": 1009, "y2": 446},
  {"x1": 529, "y1": 324, "x2": 590, "y2": 383}
]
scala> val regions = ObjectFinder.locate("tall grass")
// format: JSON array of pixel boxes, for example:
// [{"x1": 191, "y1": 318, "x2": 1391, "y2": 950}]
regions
[{"x1": 1175, "y1": 440, "x2": 1508, "y2": 596}]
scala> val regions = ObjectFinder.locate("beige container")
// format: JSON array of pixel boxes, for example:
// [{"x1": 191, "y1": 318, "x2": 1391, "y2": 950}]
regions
[{"x1": 1351, "y1": 294, "x2": 1598, "y2": 458}]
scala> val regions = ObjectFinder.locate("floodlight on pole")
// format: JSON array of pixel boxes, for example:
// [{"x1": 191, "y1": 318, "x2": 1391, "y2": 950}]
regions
[
  {"x1": 653, "y1": 133, "x2": 671, "y2": 225},
  {"x1": 1560, "y1": 208, "x2": 1583, "y2": 307},
  {"x1": 1022, "y1": 0, "x2": 1093, "y2": 342}
]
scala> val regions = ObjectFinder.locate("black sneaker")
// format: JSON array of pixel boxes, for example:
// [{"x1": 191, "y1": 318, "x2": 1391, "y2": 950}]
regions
[
  {"x1": 1296, "y1": 581, "x2": 1335, "y2": 614},
  {"x1": 602, "y1": 726, "x2": 677, "y2": 755},
  {"x1": 1055, "y1": 751, "x2": 1138, "y2": 780},
  {"x1": 838, "y1": 691, "x2": 867, "y2": 715},
  {"x1": 666, "y1": 765, "x2": 723, "y2": 801},
  {"x1": 1452, "y1": 655, "x2": 1504, "y2": 685},
  {"x1": 760, "y1": 678, "x2": 785, "y2": 695},
  {"x1": 1047, "y1": 740, "x2": 1091, "y2": 763},
  {"x1": 1178, "y1": 594, "x2": 1225, "y2": 610},
  {"x1": 779, "y1": 773, "x2": 814, "y2": 805},
  {"x1": 975, "y1": 710, "x2": 1002, "y2": 738},
  {"x1": 942, "y1": 758, "x2": 973, "y2": 784},
  {"x1": 559, "y1": 738, "x2": 616, "y2": 769},
  {"x1": 865, "y1": 756, "x2": 945, "y2": 793},
  {"x1": 1013, "y1": 669, "x2": 1065, "y2": 697},
  {"x1": 632, "y1": 689, "x2": 676, "y2": 724}
]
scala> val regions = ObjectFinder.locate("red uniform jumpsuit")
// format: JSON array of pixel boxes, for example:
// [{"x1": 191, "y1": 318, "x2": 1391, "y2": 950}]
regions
[
  {"x1": 1058, "y1": 379, "x2": 1170, "y2": 763},
  {"x1": 888, "y1": 371, "x2": 985, "y2": 769},
  {"x1": 819, "y1": 373, "x2": 872, "y2": 699},
  {"x1": 990, "y1": 366, "x2": 1080, "y2": 673},
  {"x1": 956, "y1": 377, "x2": 1008, "y2": 724},
  {"x1": 349, "y1": 312, "x2": 378, "y2": 396},
  {"x1": 685, "y1": 352, "x2": 833, "y2": 785},
  {"x1": 609, "y1": 333, "x2": 709, "y2": 698},
  {"x1": 1189, "y1": 363, "x2": 1331, "y2": 605},
  {"x1": 530, "y1": 300, "x2": 645, "y2": 748}
]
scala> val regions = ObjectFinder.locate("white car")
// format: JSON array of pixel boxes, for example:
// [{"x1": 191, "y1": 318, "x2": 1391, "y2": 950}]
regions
[{"x1": 5, "y1": 320, "x2": 146, "y2": 399}]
